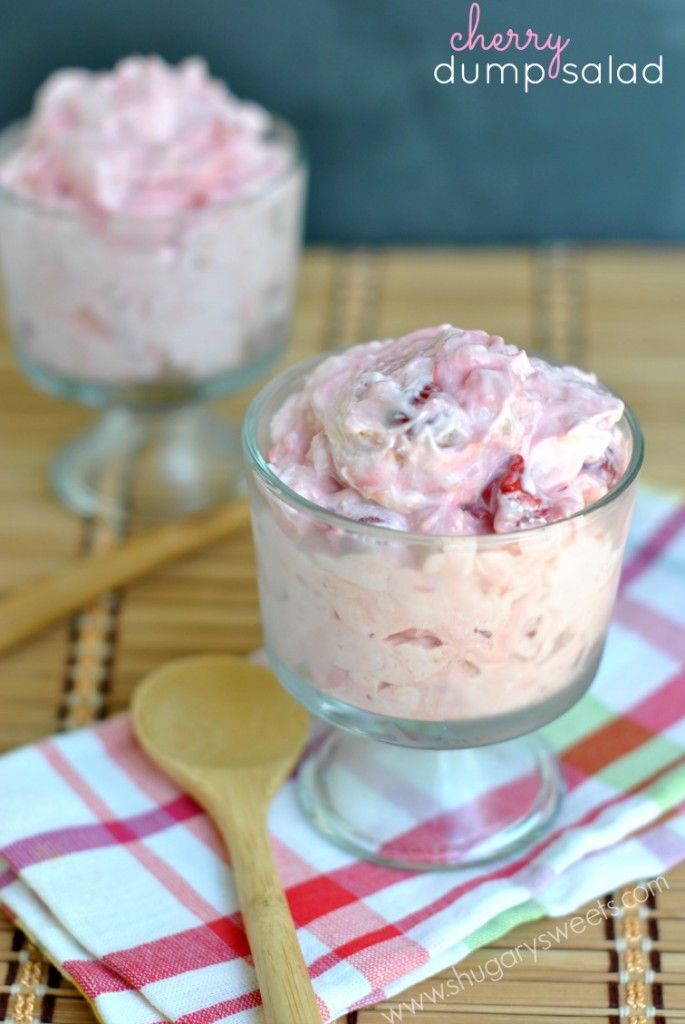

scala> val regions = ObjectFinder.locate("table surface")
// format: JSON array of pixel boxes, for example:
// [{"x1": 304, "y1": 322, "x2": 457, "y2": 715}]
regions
[{"x1": 1, "y1": 245, "x2": 684, "y2": 1023}]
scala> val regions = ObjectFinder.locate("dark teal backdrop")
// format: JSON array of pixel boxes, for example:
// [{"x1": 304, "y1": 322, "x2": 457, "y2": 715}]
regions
[{"x1": 0, "y1": 0, "x2": 682, "y2": 242}]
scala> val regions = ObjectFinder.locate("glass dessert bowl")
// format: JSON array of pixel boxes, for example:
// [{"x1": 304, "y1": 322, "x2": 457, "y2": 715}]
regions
[
  {"x1": 243, "y1": 327, "x2": 644, "y2": 870},
  {"x1": 0, "y1": 58, "x2": 306, "y2": 521}
]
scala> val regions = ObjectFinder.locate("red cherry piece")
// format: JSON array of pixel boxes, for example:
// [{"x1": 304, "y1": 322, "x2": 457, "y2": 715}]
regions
[
  {"x1": 410, "y1": 382, "x2": 438, "y2": 406},
  {"x1": 499, "y1": 454, "x2": 526, "y2": 493},
  {"x1": 497, "y1": 455, "x2": 541, "y2": 509},
  {"x1": 469, "y1": 504, "x2": 495, "y2": 530},
  {"x1": 481, "y1": 481, "x2": 494, "y2": 507},
  {"x1": 389, "y1": 411, "x2": 411, "y2": 426}
]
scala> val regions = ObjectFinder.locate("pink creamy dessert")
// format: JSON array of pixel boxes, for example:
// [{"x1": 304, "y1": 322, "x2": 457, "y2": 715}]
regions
[
  {"x1": 250, "y1": 325, "x2": 638, "y2": 724},
  {"x1": 269, "y1": 325, "x2": 627, "y2": 534},
  {"x1": 0, "y1": 57, "x2": 304, "y2": 384}
]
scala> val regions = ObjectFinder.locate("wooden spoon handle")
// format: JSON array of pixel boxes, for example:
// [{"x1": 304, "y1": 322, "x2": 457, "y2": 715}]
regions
[
  {"x1": 0, "y1": 500, "x2": 250, "y2": 655},
  {"x1": 221, "y1": 808, "x2": 321, "y2": 1024}
]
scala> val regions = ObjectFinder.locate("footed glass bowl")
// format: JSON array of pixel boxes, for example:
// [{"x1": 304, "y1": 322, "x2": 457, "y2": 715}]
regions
[
  {"x1": 243, "y1": 357, "x2": 644, "y2": 870},
  {"x1": 0, "y1": 119, "x2": 306, "y2": 521}
]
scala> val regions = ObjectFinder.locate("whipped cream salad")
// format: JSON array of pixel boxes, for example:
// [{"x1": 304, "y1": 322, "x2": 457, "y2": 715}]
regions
[
  {"x1": 247, "y1": 326, "x2": 640, "y2": 730},
  {"x1": 0, "y1": 56, "x2": 288, "y2": 215},
  {"x1": 0, "y1": 56, "x2": 304, "y2": 386},
  {"x1": 268, "y1": 325, "x2": 628, "y2": 535}
]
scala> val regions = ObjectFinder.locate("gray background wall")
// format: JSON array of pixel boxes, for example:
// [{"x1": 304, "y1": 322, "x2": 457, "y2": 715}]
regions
[{"x1": 0, "y1": 0, "x2": 682, "y2": 242}]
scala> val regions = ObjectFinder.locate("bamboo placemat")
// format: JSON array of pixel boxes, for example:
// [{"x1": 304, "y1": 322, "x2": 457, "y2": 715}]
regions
[{"x1": 1, "y1": 245, "x2": 684, "y2": 1023}]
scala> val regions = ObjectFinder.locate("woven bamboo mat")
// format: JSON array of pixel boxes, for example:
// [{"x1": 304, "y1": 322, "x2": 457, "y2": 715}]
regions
[{"x1": 1, "y1": 245, "x2": 684, "y2": 1023}]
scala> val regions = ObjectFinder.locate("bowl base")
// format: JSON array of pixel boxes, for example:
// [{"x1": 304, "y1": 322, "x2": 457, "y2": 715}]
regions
[
  {"x1": 51, "y1": 405, "x2": 243, "y2": 522},
  {"x1": 298, "y1": 729, "x2": 563, "y2": 871}
]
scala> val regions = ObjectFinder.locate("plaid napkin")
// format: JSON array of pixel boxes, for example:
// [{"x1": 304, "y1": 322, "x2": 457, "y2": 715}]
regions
[{"x1": 1, "y1": 488, "x2": 685, "y2": 1024}]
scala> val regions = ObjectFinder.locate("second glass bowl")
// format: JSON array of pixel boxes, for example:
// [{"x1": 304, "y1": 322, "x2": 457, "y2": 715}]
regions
[
  {"x1": 0, "y1": 118, "x2": 306, "y2": 521},
  {"x1": 243, "y1": 356, "x2": 644, "y2": 870}
]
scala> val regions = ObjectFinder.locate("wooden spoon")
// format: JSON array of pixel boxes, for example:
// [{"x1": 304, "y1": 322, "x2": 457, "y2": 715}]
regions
[
  {"x1": 132, "y1": 654, "x2": 320, "y2": 1024},
  {"x1": 0, "y1": 500, "x2": 250, "y2": 657}
]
